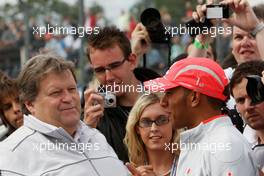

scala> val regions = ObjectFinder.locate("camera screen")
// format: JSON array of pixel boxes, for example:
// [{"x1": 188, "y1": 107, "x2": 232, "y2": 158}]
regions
[{"x1": 206, "y1": 7, "x2": 223, "y2": 19}]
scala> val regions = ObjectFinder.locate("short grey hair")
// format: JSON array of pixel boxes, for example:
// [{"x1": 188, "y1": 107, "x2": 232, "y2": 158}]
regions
[{"x1": 18, "y1": 54, "x2": 76, "y2": 114}]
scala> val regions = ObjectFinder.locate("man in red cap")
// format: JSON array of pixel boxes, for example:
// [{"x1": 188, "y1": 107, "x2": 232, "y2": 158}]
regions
[{"x1": 143, "y1": 57, "x2": 259, "y2": 175}]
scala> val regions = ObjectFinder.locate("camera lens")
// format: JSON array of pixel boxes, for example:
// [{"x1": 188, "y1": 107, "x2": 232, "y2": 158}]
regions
[
  {"x1": 140, "y1": 8, "x2": 161, "y2": 27},
  {"x1": 140, "y1": 8, "x2": 170, "y2": 43},
  {"x1": 108, "y1": 98, "x2": 114, "y2": 104},
  {"x1": 246, "y1": 75, "x2": 264, "y2": 105}
]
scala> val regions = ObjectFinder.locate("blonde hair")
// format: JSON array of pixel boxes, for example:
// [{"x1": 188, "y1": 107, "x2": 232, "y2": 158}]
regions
[{"x1": 124, "y1": 93, "x2": 179, "y2": 165}]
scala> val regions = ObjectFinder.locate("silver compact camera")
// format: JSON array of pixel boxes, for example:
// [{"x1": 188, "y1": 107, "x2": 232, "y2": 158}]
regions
[
  {"x1": 206, "y1": 4, "x2": 229, "y2": 19},
  {"x1": 98, "y1": 92, "x2": 116, "y2": 108}
]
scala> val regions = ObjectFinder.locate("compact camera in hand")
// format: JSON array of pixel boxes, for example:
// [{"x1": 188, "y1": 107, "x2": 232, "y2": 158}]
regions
[
  {"x1": 185, "y1": 4, "x2": 229, "y2": 37},
  {"x1": 98, "y1": 92, "x2": 117, "y2": 108},
  {"x1": 206, "y1": 4, "x2": 229, "y2": 19}
]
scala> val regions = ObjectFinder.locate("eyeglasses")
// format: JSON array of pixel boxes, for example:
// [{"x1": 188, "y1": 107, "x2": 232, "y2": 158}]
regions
[
  {"x1": 93, "y1": 58, "x2": 127, "y2": 74},
  {"x1": 138, "y1": 115, "x2": 170, "y2": 128}
]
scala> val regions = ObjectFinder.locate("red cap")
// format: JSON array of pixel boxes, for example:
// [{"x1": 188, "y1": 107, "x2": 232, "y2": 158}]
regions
[{"x1": 144, "y1": 57, "x2": 229, "y2": 101}]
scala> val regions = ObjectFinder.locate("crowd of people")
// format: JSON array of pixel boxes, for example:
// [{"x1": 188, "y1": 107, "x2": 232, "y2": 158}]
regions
[
  {"x1": 0, "y1": 0, "x2": 230, "y2": 78},
  {"x1": 0, "y1": 0, "x2": 264, "y2": 175}
]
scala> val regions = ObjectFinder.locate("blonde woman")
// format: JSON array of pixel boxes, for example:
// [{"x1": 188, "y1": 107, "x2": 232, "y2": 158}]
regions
[{"x1": 124, "y1": 93, "x2": 179, "y2": 176}]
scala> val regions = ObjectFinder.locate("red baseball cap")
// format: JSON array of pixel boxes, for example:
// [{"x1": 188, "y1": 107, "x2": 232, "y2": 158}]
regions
[{"x1": 144, "y1": 57, "x2": 229, "y2": 101}]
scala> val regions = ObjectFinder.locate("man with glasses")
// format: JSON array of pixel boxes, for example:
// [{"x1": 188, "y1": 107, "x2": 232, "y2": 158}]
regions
[{"x1": 84, "y1": 26, "x2": 155, "y2": 162}]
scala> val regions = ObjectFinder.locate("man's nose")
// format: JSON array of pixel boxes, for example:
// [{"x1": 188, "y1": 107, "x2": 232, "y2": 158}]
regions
[
  {"x1": 241, "y1": 36, "x2": 252, "y2": 47},
  {"x1": 160, "y1": 95, "x2": 169, "y2": 108},
  {"x1": 245, "y1": 98, "x2": 254, "y2": 110},
  {"x1": 105, "y1": 69, "x2": 115, "y2": 82},
  {"x1": 62, "y1": 91, "x2": 74, "y2": 102}
]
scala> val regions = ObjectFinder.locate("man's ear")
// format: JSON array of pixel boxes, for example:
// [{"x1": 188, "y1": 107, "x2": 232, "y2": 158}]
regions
[
  {"x1": 189, "y1": 91, "x2": 201, "y2": 107},
  {"x1": 127, "y1": 53, "x2": 138, "y2": 70},
  {"x1": 24, "y1": 101, "x2": 35, "y2": 115}
]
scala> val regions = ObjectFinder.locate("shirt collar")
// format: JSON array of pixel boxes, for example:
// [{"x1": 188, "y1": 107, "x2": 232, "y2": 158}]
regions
[
  {"x1": 180, "y1": 115, "x2": 231, "y2": 144},
  {"x1": 23, "y1": 114, "x2": 83, "y2": 142}
]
